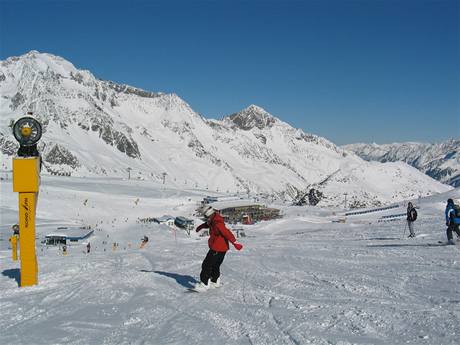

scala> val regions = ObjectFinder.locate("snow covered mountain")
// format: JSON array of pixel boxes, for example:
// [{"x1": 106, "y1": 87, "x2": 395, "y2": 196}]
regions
[
  {"x1": 0, "y1": 51, "x2": 451, "y2": 207},
  {"x1": 343, "y1": 141, "x2": 460, "y2": 187}
]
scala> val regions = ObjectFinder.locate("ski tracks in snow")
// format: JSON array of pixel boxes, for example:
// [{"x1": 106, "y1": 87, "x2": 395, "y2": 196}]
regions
[{"x1": 1, "y1": 208, "x2": 459, "y2": 344}]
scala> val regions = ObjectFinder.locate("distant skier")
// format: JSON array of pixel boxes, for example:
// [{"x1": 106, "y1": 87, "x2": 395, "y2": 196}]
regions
[
  {"x1": 406, "y1": 202, "x2": 417, "y2": 238},
  {"x1": 86, "y1": 242, "x2": 91, "y2": 254},
  {"x1": 445, "y1": 198, "x2": 460, "y2": 245},
  {"x1": 12, "y1": 224, "x2": 19, "y2": 236},
  {"x1": 140, "y1": 235, "x2": 149, "y2": 249},
  {"x1": 193, "y1": 206, "x2": 243, "y2": 292}
]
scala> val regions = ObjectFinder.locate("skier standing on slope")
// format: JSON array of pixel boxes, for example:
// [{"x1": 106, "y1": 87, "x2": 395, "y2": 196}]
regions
[
  {"x1": 406, "y1": 202, "x2": 417, "y2": 238},
  {"x1": 193, "y1": 205, "x2": 243, "y2": 292},
  {"x1": 445, "y1": 198, "x2": 460, "y2": 245}
]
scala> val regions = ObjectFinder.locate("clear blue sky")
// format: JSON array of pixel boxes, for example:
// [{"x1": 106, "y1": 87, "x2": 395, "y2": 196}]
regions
[{"x1": 1, "y1": 0, "x2": 459, "y2": 145}]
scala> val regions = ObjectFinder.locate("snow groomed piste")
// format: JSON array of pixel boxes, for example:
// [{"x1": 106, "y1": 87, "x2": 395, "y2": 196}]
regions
[{"x1": 1, "y1": 173, "x2": 459, "y2": 345}]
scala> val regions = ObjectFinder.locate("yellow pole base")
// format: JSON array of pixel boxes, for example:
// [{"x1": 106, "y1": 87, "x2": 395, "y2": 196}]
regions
[
  {"x1": 18, "y1": 192, "x2": 38, "y2": 287},
  {"x1": 9, "y1": 235, "x2": 18, "y2": 261}
]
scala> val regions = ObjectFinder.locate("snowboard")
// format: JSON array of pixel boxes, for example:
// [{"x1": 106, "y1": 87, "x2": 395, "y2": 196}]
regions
[
  {"x1": 186, "y1": 282, "x2": 223, "y2": 293},
  {"x1": 186, "y1": 286, "x2": 214, "y2": 293},
  {"x1": 186, "y1": 288, "x2": 203, "y2": 293}
]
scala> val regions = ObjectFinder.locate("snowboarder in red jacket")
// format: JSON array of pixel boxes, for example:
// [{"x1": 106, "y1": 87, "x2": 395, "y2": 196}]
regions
[{"x1": 193, "y1": 206, "x2": 243, "y2": 291}]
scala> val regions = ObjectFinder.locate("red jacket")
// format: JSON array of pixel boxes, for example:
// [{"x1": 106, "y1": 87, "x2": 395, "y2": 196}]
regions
[{"x1": 196, "y1": 213, "x2": 236, "y2": 252}]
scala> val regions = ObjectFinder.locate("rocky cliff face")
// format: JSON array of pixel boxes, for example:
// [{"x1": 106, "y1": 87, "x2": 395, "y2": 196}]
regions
[
  {"x1": 0, "y1": 51, "x2": 451, "y2": 206},
  {"x1": 343, "y1": 141, "x2": 460, "y2": 187}
]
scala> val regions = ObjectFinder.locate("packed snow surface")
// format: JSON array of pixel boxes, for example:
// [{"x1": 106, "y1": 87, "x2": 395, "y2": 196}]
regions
[{"x1": 1, "y1": 176, "x2": 459, "y2": 345}]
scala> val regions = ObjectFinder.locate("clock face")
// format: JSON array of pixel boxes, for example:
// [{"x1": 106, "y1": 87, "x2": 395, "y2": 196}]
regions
[{"x1": 13, "y1": 117, "x2": 42, "y2": 146}]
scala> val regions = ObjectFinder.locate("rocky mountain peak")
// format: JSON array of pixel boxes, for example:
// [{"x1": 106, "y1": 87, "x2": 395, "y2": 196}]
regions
[
  {"x1": 245, "y1": 104, "x2": 268, "y2": 114},
  {"x1": 225, "y1": 104, "x2": 277, "y2": 130}
]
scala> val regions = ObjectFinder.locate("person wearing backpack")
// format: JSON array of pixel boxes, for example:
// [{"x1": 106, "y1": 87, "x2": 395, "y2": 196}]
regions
[
  {"x1": 406, "y1": 202, "x2": 417, "y2": 238},
  {"x1": 445, "y1": 198, "x2": 460, "y2": 245}
]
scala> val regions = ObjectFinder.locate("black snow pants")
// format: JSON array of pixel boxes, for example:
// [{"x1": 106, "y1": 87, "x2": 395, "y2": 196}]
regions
[
  {"x1": 447, "y1": 223, "x2": 460, "y2": 241},
  {"x1": 200, "y1": 249, "x2": 226, "y2": 285}
]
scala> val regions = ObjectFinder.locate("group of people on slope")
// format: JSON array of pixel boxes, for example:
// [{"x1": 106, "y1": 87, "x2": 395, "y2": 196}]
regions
[{"x1": 406, "y1": 198, "x2": 460, "y2": 245}]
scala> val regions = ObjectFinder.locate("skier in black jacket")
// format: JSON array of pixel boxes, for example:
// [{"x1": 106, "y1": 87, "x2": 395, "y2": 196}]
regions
[{"x1": 406, "y1": 202, "x2": 417, "y2": 238}]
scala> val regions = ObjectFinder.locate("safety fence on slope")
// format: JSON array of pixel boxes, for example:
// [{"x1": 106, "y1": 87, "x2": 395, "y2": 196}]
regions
[{"x1": 345, "y1": 204, "x2": 400, "y2": 217}]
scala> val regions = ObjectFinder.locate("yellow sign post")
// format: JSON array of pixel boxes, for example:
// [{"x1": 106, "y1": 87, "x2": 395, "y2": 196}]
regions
[
  {"x1": 13, "y1": 157, "x2": 41, "y2": 286},
  {"x1": 11, "y1": 114, "x2": 43, "y2": 287}
]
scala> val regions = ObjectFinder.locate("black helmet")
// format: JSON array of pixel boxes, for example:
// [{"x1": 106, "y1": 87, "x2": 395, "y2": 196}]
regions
[{"x1": 447, "y1": 198, "x2": 454, "y2": 205}]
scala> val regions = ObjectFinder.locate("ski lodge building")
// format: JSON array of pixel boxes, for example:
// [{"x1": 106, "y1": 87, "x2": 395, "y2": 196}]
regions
[
  {"x1": 206, "y1": 200, "x2": 281, "y2": 224},
  {"x1": 153, "y1": 215, "x2": 175, "y2": 227},
  {"x1": 44, "y1": 226, "x2": 94, "y2": 245}
]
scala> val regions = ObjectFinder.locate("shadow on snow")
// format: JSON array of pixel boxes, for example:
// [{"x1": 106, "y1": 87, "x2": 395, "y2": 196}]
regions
[
  {"x1": 2, "y1": 268, "x2": 20, "y2": 286},
  {"x1": 140, "y1": 270, "x2": 197, "y2": 288}
]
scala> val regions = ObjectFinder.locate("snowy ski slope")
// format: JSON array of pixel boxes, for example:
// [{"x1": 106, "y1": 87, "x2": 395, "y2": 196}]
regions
[{"x1": 0, "y1": 176, "x2": 459, "y2": 345}]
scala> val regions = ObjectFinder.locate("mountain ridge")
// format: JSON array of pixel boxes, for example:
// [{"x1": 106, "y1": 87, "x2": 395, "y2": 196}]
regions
[
  {"x1": 343, "y1": 140, "x2": 460, "y2": 187},
  {"x1": 0, "y1": 51, "x2": 451, "y2": 207}
]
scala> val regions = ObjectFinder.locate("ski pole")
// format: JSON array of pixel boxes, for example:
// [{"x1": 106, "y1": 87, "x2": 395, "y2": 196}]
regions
[{"x1": 402, "y1": 221, "x2": 407, "y2": 239}]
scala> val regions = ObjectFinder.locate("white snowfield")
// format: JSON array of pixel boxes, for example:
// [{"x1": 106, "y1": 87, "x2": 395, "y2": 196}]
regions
[{"x1": 1, "y1": 176, "x2": 459, "y2": 345}]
